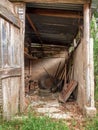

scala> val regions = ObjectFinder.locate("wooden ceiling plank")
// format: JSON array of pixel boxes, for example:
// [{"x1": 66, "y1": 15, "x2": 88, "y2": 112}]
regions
[{"x1": 27, "y1": 9, "x2": 83, "y2": 19}]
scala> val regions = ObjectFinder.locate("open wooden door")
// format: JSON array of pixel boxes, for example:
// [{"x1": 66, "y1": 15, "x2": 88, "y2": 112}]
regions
[{"x1": 0, "y1": 0, "x2": 24, "y2": 120}]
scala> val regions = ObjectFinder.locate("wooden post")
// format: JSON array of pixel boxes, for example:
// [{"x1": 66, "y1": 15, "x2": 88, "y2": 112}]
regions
[
  {"x1": 83, "y1": 4, "x2": 90, "y2": 106},
  {"x1": 14, "y1": 2, "x2": 26, "y2": 112},
  {"x1": 83, "y1": 4, "x2": 96, "y2": 117},
  {"x1": 20, "y1": 3, "x2": 26, "y2": 112}
]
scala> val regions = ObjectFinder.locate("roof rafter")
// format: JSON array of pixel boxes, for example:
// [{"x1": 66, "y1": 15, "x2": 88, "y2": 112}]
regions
[{"x1": 26, "y1": 14, "x2": 43, "y2": 44}]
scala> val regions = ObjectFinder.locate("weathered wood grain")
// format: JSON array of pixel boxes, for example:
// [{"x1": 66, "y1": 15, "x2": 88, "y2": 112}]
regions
[
  {"x1": 83, "y1": 3, "x2": 90, "y2": 105},
  {"x1": 59, "y1": 80, "x2": 77, "y2": 102},
  {"x1": 0, "y1": 17, "x2": 22, "y2": 68},
  {"x1": 2, "y1": 77, "x2": 20, "y2": 120},
  {"x1": 0, "y1": 1, "x2": 24, "y2": 119},
  {"x1": 0, "y1": 4, "x2": 20, "y2": 28},
  {"x1": 14, "y1": 3, "x2": 26, "y2": 112},
  {"x1": 1, "y1": 19, "x2": 9, "y2": 67},
  {"x1": 0, "y1": 68, "x2": 21, "y2": 79},
  {"x1": 0, "y1": 0, "x2": 14, "y2": 13}
]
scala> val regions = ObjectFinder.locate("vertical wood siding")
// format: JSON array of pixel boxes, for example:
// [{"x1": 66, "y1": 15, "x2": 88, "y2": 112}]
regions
[
  {"x1": 0, "y1": 17, "x2": 21, "y2": 68},
  {"x1": 0, "y1": 17, "x2": 21, "y2": 119},
  {"x1": 2, "y1": 77, "x2": 20, "y2": 120},
  {"x1": 14, "y1": 3, "x2": 26, "y2": 112}
]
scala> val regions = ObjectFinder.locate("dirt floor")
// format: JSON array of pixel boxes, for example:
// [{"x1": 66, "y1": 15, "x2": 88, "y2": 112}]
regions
[{"x1": 24, "y1": 83, "x2": 87, "y2": 130}]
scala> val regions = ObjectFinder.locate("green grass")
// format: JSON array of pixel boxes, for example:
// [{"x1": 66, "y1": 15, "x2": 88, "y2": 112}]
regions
[
  {"x1": 0, "y1": 115, "x2": 69, "y2": 130},
  {"x1": 94, "y1": 42, "x2": 98, "y2": 101},
  {"x1": 85, "y1": 115, "x2": 98, "y2": 130}
]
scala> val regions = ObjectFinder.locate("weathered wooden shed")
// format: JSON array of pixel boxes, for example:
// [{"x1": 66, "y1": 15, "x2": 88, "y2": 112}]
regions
[{"x1": 0, "y1": 0, "x2": 96, "y2": 120}]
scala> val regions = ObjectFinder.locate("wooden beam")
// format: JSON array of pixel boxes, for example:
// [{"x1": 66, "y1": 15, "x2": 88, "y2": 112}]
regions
[
  {"x1": 38, "y1": 23, "x2": 80, "y2": 27},
  {"x1": 26, "y1": 14, "x2": 39, "y2": 37},
  {"x1": 83, "y1": 3, "x2": 90, "y2": 105},
  {"x1": 31, "y1": 43, "x2": 66, "y2": 48},
  {"x1": 0, "y1": 4, "x2": 20, "y2": 28},
  {"x1": 31, "y1": 49, "x2": 66, "y2": 53},
  {"x1": 0, "y1": 68, "x2": 21, "y2": 79},
  {"x1": 27, "y1": 9, "x2": 83, "y2": 19},
  {"x1": 31, "y1": 47, "x2": 65, "y2": 50},
  {"x1": 10, "y1": 0, "x2": 90, "y2": 4}
]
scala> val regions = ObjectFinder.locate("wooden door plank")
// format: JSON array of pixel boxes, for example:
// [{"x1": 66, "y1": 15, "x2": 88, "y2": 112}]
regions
[
  {"x1": 0, "y1": 4, "x2": 20, "y2": 28},
  {"x1": 0, "y1": 68, "x2": 21, "y2": 79},
  {"x1": 59, "y1": 80, "x2": 78, "y2": 102}
]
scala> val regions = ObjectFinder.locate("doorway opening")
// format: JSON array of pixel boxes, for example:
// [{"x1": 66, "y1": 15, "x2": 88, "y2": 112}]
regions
[{"x1": 24, "y1": 3, "x2": 83, "y2": 118}]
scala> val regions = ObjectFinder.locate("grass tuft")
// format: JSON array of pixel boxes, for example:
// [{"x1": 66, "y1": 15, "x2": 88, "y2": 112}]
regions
[
  {"x1": 85, "y1": 116, "x2": 98, "y2": 130},
  {"x1": 0, "y1": 115, "x2": 69, "y2": 130}
]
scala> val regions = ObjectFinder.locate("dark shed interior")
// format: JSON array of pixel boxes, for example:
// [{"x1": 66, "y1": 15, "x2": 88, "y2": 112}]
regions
[{"x1": 24, "y1": 2, "x2": 83, "y2": 102}]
